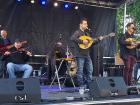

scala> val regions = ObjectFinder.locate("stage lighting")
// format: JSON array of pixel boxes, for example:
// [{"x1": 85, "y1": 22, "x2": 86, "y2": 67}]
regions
[
  {"x1": 74, "y1": 5, "x2": 79, "y2": 10},
  {"x1": 42, "y1": 1, "x2": 45, "y2": 5},
  {"x1": 17, "y1": 0, "x2": 21, "y2": 2},
  {"x1": 64, "y1": 3, "x2": 70, "y2": 9},
  {"x1": 39, "y1": 0, "x2": 47, "y2": 6},
  {"x1": 31, "y1": 0, "x2": 35, "y2": 4},
  {"x1": 16, "y1": 0, "x2": 22, "y2": 3},
  {"x1": 54, "y1": 2, "x2": 58, "y2": 7}
]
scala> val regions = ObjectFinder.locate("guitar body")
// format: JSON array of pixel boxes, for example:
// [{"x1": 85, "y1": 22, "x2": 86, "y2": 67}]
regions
[
  {"x1": 125, "y1": 38, "x2": 140, "y2": 49},
  {"x1": 0, "y1": 44, "x2": 10, "y2": 54},
  {"x1": 78, "y1": 33, "x2": 115, "y2": 49},
  {"x1": 78, "y1": 35, "x2": 94, "y2": 49},
  {"x1": 0, "y1": 40, "x2": 27, "y2": 54}
]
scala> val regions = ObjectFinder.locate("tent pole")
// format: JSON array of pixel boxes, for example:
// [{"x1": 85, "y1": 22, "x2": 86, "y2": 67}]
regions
[{"x1": 123, "y1": 3, "x2": 127, "y2": 34}]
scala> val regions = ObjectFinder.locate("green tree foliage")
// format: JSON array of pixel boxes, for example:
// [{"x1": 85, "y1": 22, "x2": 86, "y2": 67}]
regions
[
  {"x1": 117, "y1": 0, "x2": 140, "y2": 34},
  {"x1": 116, "y1": 0, "x2": 140, "y2": 51}
]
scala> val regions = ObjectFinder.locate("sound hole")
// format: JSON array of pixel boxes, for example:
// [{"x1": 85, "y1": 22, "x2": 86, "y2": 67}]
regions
[
  {"x1": 16, "y1": 81, "x2": 24, "y2": 91},
  {"x1": 108, "y1": 79, "x2": 115, "y2": 87}
]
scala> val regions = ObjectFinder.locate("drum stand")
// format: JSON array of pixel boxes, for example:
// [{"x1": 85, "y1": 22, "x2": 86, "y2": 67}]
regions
[{"x1": 49, "y1": 59, "x2": 64, "y2": 90}]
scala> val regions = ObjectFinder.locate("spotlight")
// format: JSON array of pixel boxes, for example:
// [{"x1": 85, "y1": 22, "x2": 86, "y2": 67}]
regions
[
  {"x1": 16, "y1": 0, "x2": 23, "y2": 4},
  {"x1": 74, "y1": 5, "x2": 79, "y2": 10},
  {"x1": 39, "y1": 0, "x2": 47, "y2": 6},
  {"x1": 64, "y1": 3, "x2": 70, "y2": 9},
  {"x1": 42, "y1": 1, "x2": 46, "y2": 5},
  {"x1": 31, "y1": 0, "x2": 35, "y2": 4},
  {"x1": 17, "y1": 0, "x2": 21, "y2": 2},
  {"x1": 16, "y1": 0, "x2": 22, "y2": 3},
  {"x1": 54, "y1": 2, "x2": 58, "y2": 7}
]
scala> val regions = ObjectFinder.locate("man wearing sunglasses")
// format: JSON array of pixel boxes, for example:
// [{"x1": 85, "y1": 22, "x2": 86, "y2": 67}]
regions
[{"x1": 118, "y1": 22, "x2": 137, "y2": 86}]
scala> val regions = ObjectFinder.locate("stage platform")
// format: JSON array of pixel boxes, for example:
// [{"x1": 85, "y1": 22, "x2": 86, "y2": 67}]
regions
[{"x1": 2, "y1": 85, "x2": 140, "y2": 105}]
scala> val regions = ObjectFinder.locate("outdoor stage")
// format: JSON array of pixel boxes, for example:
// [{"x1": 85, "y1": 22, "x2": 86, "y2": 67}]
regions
[
  {"x1": 0, "y1": 0, "x2": 137, "y2": 105},
  {"x1": 40, "y1": 85, "x2": 140, "y2": 105},
  {"x1": 4, "y1": 84, "x2": 140, "y2": 105}
]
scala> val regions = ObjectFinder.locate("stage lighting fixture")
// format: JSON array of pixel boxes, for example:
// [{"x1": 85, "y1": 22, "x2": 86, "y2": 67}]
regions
[
  {"x1": 42, "y1": 1, "x2": 46, "y2": 5},
  {"x1": 54, "y1": 2, "x2": 58, "y2": 7},
  {"x1": 31, "y1": 0, "x2": 35, "y2": 4},
  {"x1": 16, "y1": 0, "x2": 22, "y2": 2},
  {"x1": 39, "y1": 0, "x2": 47, "y2": 6},
  {"x1": 64, "y1": 3, "x2": 70, "y2": 9},
  {"x1": 74, "y1": 5, "x2": 79, "y2": 10},
  {"x1": 17, "y1": 0, "x2": 21, "y2": 2}
]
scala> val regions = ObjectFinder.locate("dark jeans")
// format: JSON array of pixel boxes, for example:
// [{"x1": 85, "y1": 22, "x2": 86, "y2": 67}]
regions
[
  {"x1": 0, "y1": 61, "x2": 6, "y2": 78},
  {"x1": 76, "y1": 57, "x2": 93, "y2": 87},
  {"x1": 122, "y1": 55, "x2": 136, "y2": 86}
]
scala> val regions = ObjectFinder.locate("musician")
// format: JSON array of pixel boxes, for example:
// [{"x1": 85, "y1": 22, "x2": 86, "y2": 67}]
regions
[
  {"x1": 71, "y1": 18, "x2": 103, "y2": 88},
  {"x1": 118, "y1": 22, "x2": 137, "y2": 86},
  {"x1": 0, "y1": 30, "x2": 11, "y2": 50},
  {"x1": 0, "y1": 30, "x2": 11, "y2": 78},
  {"x1": 48, "y1": 41, "x2": 66, "y2": 80},
  {"x1": 2, "y1": 39, "x2": 33, "y2": 78}
]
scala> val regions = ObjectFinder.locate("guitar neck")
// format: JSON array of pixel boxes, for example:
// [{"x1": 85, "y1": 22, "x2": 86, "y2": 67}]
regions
[
  {"x1": 6, "y1": 45, "x2": 14, "y2": 49},
  {"x1": 102, "y1": 35, "x2": 111, "y2": 39}
]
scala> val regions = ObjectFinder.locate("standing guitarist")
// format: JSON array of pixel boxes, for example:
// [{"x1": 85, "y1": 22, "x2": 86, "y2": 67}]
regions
[
  {"x1": 118, "y1": 22, "x2": 137, "y2": 86},
  {"x1": 71, "y1": 18, "x2": 103, "y2": 88},
  {"x1": 0, "y1": 30, "x2": 11, "y2": 78}
]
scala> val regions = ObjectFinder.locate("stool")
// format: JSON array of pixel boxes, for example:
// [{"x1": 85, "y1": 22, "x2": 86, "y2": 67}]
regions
[{"x1": 15, "y1": 71, "x2": 24, "y2": 78}]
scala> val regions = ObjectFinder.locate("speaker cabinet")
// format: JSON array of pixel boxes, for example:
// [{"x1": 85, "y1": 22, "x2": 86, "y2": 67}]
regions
[
  {"x1": 0, "y1": 78, "x2": 41, "y2": 103},
  {"x1": 89, "y1": 77, "x2": 127, "y2": 97}
]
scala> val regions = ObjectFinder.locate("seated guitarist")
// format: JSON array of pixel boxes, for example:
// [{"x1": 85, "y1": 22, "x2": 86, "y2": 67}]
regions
[
  {"x1": 0, "y1": 30, "x2": 11, "y2": 78},
  {"x1": 118, "y1": 22, "x2": 137, "y2": 86},
  {"x1": 71, "y1": 18, "x2": 103, "y2": 88},
  {"x1": 0, "y1": 30, "x2": 11, "y2": 55}
]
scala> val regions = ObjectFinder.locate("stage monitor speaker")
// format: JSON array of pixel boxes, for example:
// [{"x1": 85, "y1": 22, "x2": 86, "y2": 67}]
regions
[
  {"x1": 89, "y1": 77, "x2": 127, "y2": 97},
  {"x1": 0, "y1": 78, "x2": 41, "y2": 103}
]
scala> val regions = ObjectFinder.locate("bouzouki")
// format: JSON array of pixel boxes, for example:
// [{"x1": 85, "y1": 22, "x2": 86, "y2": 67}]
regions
[
  {"x1": 0, "y1": 40, "x2": 27, "y2": 54},
  {"x1": 78, "y1": 33, "x2": 115, "y2": 49},
  {"x1": 125, "y1": 38, "x2": 140, "y2": 49}
]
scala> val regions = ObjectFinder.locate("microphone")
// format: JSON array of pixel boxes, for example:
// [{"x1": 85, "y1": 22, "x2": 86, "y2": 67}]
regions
[
  {"x1": 86, "y1": 28, "x2": 93, "y2": 34},
  {"x1": 87, "y1": 28, "x2": 91, "y2": 31}
]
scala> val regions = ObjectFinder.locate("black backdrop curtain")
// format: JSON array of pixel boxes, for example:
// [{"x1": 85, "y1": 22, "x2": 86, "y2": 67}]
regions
[{"x1": 0, "y1": 0, "x2": 117, "y2": 76}]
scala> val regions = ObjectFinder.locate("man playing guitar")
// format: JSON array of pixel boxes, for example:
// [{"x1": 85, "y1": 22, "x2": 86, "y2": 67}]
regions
[
  {"x1": 118, "y1": 22, "x2": 137, "y2": 86},
  {"x1": 0, "y1": 29, "x2": 11, "y2": 78},
  {"x1": 71, "y1": 18, "x2": 103, "y2": 88}
]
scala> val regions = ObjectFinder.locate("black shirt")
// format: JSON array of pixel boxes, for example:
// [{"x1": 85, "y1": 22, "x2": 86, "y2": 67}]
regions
[
  {"x1": 71, "y1": 29, "x2": 90, "y2": 57},
  {"x1": 71, "y1": 29, "x2": 99, "y2": 57},
  {"x1": 118, "y1": 32, "x2": 136, "y2": 60},
  {"x1": 2, "y1": 47, "x2": 30, "y2": 64}
]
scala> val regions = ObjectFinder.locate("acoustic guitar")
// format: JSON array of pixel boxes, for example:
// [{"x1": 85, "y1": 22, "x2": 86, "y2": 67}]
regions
[
  {"x1": 0, "y1": 40, "x2": 27, "y2": 54},
  {"x1": 78, "y1": 33, "x2": 115, "y2": 49},
  {"x1": 125, "y1": 38, "x2": 140, "y2": 49}
]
